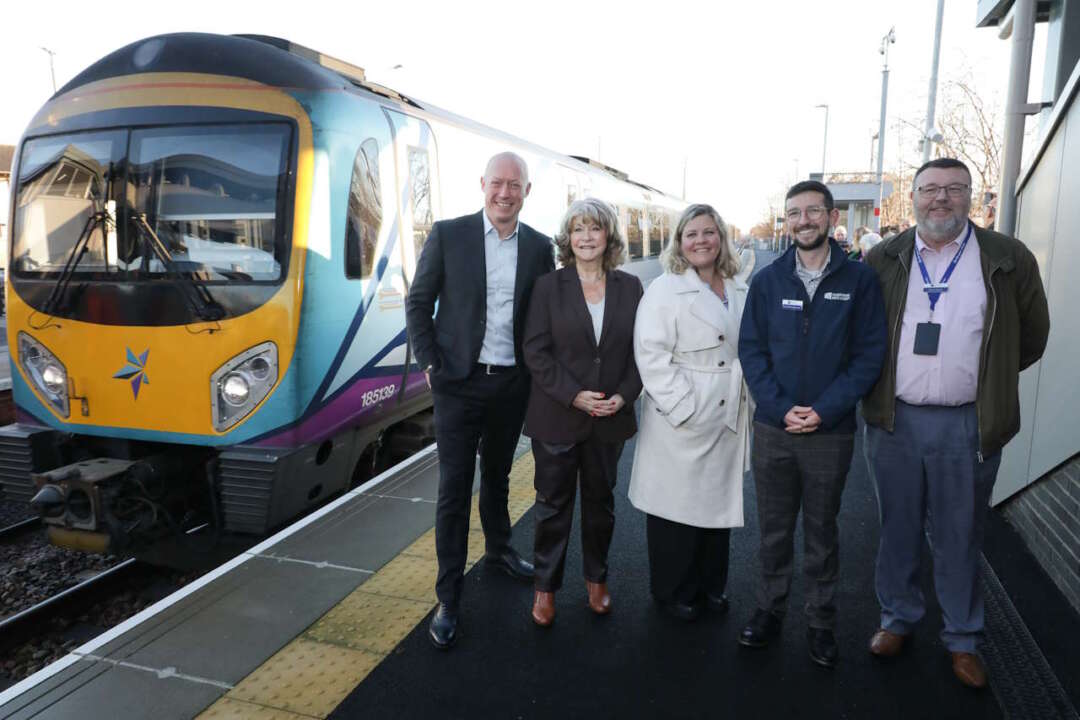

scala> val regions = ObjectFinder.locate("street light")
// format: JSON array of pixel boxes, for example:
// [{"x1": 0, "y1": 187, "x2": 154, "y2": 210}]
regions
[
  {"x1": 815, "y1": 104, "x2": 829, "y2": 178},
  {"x1": 876, "y1": 27, "x2": 896, "y2": 231},
  {"x1": 921, "y1": 0, "x2": 945, "y2": 163},
  {"x1": 40, "y1": 47, "x2": 57, "y2": 93}
]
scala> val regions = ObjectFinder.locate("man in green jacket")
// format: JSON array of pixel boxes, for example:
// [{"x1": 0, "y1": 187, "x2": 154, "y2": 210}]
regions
[{"x1": 862, "y1": 158, "x2": 1049, "y2": 689}]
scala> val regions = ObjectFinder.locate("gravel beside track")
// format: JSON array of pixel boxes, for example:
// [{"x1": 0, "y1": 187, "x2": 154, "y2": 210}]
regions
[{"x1": 0, "y1": 508, "x2": 202, "y2": 688}]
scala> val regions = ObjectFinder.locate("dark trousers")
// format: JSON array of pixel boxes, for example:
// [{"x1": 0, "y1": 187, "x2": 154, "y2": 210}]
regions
[
  {"x1": 432, "y1": 367, "x2": 529, "y2": 608},
  {"x1": 751, "y1": 422, "x2": 854, "y2": 630},
  {"x1": 646, "y1": 514, "x2": 731, "y2": 605},
  {"x1": 531, "y1": 437, "x2": 622, "y2": 592},
  {"x1": 865, "y1": 401, "x2": 1000, "y2": 652}
]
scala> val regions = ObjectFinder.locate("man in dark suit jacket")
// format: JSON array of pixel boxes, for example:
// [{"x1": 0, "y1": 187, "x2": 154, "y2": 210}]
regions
[{"x1": 405, "y1": 151, "x2": 555, "y2": 650}]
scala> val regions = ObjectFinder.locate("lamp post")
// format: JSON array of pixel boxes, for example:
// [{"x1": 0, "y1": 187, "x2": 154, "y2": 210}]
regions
[
  {"x1": 815, "y1": 104, "x2": 829, "y2": 178},
  {"x1": 921, "y1": 0, "x2": 945, "y2": 162},
  {"x1": 40, "y1": 47, "x2": 57, "y2": 93},
  {"x1": 876, "y1": 27, "x2": 896, "y2": 231}
]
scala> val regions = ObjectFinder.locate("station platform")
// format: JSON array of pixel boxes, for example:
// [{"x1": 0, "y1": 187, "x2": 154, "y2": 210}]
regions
[
  {"x1": 1, "y1": 252, "x2": 1078, "y2": 719},
  {"x1": 2, "y1": 424, "x2": 1078, "y2": 719}
]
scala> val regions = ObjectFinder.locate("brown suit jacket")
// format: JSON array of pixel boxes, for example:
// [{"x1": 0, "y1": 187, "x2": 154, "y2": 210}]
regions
[{"x1": 522, "y1": 267, "x2": 644, "y2": 444}]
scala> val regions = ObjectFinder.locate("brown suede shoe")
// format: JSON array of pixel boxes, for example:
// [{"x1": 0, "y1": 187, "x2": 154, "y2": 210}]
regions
[
  {"x1": 586, "y1": 581, "x2": 611, "y2": 615},
  {"x1": 869, "y1": 628, "x2": 907, "y2": 657},
  {"x1": 531, "y1": 591, "x2": 555, "y2": 627},
  {"x1": 951, "y1": 652, "x2": 987, "y2": 688}
]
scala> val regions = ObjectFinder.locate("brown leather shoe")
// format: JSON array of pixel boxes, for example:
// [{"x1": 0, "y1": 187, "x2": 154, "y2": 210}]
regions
[
  {"x1": 531, "y1": 591, "x2": 555, "y2": 627},
  {"x1": 869, "y1": 628, "x2": 906, "y2": 657},
  {"x1": 586, "y1": 581, "x2": 611, "y2": 615},
  {"x1": 951, "y1": 652, "x2": 987, "y2": 688}
]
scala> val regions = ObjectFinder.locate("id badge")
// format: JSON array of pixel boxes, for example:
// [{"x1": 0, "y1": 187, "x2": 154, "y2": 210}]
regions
[{"x1": 913, "y1": 322, "x2": 941, "y2": 356}]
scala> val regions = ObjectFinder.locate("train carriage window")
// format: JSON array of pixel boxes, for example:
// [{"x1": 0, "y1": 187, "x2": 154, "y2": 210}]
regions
[
  {"x1": 626, "y1": 207, "x2": 644, "y2": 259},
  {"x1": 648, "y1": 208, "x2": 664, "y2": 257},
  {"x1": 345, "y1": 138, "x2": 382, "y2": 279},
  {"x1": 408, "y1": 146, "x2": 433, "y2": 257}
]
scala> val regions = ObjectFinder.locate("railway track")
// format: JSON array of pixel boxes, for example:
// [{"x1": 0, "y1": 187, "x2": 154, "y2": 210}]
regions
[
  {"x1": 0, "y1": 559, "x2": 148, "y2": 655},
  {"x1": 0, "y1": 516, "x2": 41, "y2": 542}
]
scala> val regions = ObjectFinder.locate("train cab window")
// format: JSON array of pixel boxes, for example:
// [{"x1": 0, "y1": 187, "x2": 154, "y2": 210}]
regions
[
  {"x1": 12, "y1": 130, "x2": 123, "y2": 276},
  {"x1": 408, "y1": 146, "x2": 433, "y2": 258},
  {"x1": 126, "y1": 123, "x2": 291, "y2": 281},
  {"x1": 346, "y1": 138, "x2": 382, "y2": 279},
  {"x1": 626, "y1": 207, "x2": 644, "y2": 259}
]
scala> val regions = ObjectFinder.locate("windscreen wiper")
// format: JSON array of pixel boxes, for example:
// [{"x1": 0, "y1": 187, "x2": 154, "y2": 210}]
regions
[
  {"x1": 42, "y1": 164, "x2": 117, "y2": 316},
  {"x1": 129, "y1": 214, "x2": 225, "y2": 321},
  {"x1": 41, "y1": 208, "x2": 110, "y2": 316}
]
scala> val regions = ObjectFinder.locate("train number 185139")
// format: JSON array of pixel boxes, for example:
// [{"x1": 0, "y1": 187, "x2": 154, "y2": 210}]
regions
[{"x1": 361, "y1": 384, "x2": 397, "y2": 407}]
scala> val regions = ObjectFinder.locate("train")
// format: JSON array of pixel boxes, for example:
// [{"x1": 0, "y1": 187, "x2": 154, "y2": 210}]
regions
[{"x1": 0, "y1": 33, "x2": 687, "y2": 555}]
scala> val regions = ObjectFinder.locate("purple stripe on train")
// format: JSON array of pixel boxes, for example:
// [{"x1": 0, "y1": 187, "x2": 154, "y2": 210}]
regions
[{"x1": 249, "y1": 371, "x2": 429, "y2": 448}]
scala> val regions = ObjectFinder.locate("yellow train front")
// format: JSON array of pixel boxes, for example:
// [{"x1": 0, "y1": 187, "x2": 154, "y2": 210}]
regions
[{"x1": 0, "y1": 34, "x2": 434, "y2": 553}]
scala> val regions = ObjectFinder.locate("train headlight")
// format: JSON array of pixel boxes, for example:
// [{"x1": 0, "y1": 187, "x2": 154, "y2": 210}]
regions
[
  {"x1": 211, "y1": 342, "x2": 278, "y2": 431},
  {"x1": 221, "y1": 374, "x2": 250, "y2": 406},
  {"x1": 42, "y1": 364, "x2": 67, "y2": 394},
  {"x1": 17, "y1": 332, "x2": 69, "y2": 418}
]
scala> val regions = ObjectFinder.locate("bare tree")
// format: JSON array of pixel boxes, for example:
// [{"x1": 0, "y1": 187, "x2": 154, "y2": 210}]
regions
[{"x1": 898, "y1": 71, "x2": 1004, "y2": 225}]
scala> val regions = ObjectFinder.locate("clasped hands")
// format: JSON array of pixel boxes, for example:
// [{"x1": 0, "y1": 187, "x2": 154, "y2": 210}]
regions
[
  {"x1": 784, "y1": 405, "x2": 821, "y2": 434},
  {"x1": 573, "y1": 390, "x2": 625, "y2": 417}
]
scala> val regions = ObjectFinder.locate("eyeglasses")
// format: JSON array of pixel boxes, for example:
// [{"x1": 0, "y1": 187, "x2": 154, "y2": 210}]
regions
[
  {"x1": 915, "y1": 183, "x2": 970, "y2": 198},
  {"x1": 784, "y1": 205, "x2": 828, "y2": 222}
]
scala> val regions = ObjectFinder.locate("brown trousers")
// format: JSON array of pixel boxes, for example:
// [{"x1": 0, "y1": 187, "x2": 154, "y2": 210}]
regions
[{"x1": 531, "y1": 437, "x2": 623, "y2": 592}]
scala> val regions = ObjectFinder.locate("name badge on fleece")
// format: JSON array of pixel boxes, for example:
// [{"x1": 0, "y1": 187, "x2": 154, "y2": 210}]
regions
[
  {"x1": 782, "y1": 299, "x2": 804, "y2": 311},
  {"x1": 823, "y1": 292, "x2": 851, "y2": 301}
]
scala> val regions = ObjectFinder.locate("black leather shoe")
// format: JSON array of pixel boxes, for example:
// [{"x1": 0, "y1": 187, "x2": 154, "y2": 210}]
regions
[
  {"x1": 428, "y1": 604, "x2": 458, "y2": 650},
  {"x1": 808, "y1": 627, "x2": 839, "y2": 668},
  {"x1": 657, "y1": 598, "x2": 701, "y2": 622},
  {"x1": 706, "y1": 593, "x2": 729, "y2": 614},
  {"x1": 738, "y1": 609, "x2": 782, "y2": 648},
  {"x1": 484, "y1": 549, "x2": 535, "y2": 581}
]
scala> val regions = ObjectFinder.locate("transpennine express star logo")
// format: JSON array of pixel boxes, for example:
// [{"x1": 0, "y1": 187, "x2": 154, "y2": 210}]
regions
[{"x1": 113, "y1": 348, "x2": 150, "y2": 399}]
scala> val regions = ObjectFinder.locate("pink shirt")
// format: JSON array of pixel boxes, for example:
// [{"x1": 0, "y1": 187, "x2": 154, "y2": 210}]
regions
[{"x1": 895, "y1": 224, "x2": 987, "y2": 406}]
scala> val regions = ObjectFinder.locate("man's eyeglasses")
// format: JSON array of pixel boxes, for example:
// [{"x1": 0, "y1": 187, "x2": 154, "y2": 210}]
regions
[
  {"x1": 915, "y1": 183, "x2": 970, "y2": 198},
  {"x1": 785, "y1": 206, "x2": 828, "y2": 222}
]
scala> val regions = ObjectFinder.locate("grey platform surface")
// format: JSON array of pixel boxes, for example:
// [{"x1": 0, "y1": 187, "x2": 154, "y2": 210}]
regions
[{"x1": 0, "y1": 447, "x2": 446, "y2": 720}]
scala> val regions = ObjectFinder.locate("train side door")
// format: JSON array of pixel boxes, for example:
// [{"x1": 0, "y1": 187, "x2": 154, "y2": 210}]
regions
[{"x1": 383, "y1": 109, "x2": 441, "y2": 403}]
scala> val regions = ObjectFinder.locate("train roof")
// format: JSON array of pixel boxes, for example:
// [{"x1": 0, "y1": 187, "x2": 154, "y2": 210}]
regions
[
  {"x1": 57, "y1": 32, "x2": 681, "y2": 202},
  {"x1": 59, "y1": 33, "x2": 352, "y2": 95}
]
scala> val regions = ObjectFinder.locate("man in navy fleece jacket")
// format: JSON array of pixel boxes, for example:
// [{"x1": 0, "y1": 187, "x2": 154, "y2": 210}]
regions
[{"x1": 736, "y1": 180, "x2": 886, "y2": 669}]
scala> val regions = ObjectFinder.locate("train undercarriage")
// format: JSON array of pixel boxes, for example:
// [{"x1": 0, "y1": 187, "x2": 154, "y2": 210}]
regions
[{"x1": 0, "y1": 402, "x2": 435, "y2": 561}]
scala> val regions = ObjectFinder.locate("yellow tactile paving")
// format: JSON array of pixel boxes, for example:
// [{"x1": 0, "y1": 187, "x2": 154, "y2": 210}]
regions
[
  {"x1": 197, "y1": 447, "x2": 538, "y2": 718},
  {"x1": 400, "y1": 526, "x2": 488, "y2": 564},
  {"x1": 303, "y1": 590, "x2": 434, "y2": 655},
  {"x1": 225, "y1": 639, "x2": 381, "y2": 718},
  {"x1": 356, "y1": 554, "x2": 438, "y2": 603},
  {"x1": 198, "y1": 696, "x2": 317, "y2": 719}
]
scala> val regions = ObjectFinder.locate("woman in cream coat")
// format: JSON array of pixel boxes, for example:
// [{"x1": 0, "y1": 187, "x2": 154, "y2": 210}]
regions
[{"x1": 629, "y1": 203, "x2": 751, "y2": 621}]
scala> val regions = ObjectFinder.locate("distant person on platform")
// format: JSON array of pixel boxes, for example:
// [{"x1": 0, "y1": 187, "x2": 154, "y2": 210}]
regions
[
  {"x1": 859, "y1": 231, "x2": 884, "y2": 256},
  {"x1": 862, "y1": 158, "x2": 1049, "y2": 688},
  {"x1": 835, "y1": 225, "x2": 850, "y2": 251},
  {"x1": 405, "y1": 151, "x2": 555, "y2": 650},
  {"x1": 522, "y1": 198, "x2": 643, "y2": 627},
  {"x1": 737, "y1": 180, "x2": 887, "y2": 668},
  {"x1": 629, "y1": 204, "x2": 751, "y2": 622}
]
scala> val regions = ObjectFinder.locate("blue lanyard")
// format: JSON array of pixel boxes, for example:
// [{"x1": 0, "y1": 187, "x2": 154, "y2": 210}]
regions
[{"x1": 913, "y1": 223, "x2": 972, "y2": 313}]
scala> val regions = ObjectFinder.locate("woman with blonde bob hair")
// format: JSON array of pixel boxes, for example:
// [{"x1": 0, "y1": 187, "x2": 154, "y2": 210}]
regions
[
  {"x1": 629, "y1": 203, "x2": 752, "y2": 621},
  {"x1": 521, "y1": 197, "x2": 644, "y2": 626},
  {"x1": 553, "y1": 197, "x2": 627, "y2": 271}
]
